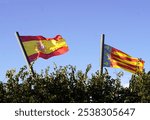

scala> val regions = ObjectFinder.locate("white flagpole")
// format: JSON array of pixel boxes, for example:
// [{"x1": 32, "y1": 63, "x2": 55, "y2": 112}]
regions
[{"x1": 15, "y1": 32, "x2": 35, "y2": 76}]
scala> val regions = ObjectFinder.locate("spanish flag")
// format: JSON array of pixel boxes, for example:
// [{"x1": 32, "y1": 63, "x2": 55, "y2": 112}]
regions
[
  {"x1": 19, "y1": 35, "x2": 69, "y2": 62},
  {"x1": 103, "y1": 44, "x2": 144, "y2": 74}
]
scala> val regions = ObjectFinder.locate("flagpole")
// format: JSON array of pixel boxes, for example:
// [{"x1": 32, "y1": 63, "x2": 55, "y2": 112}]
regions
[
  {"x1": 100, "y1": 34, "x2": 105, "y2": 75},
  {"x1": 15, "y1": 32, "x2": 35, "y2": 76}
]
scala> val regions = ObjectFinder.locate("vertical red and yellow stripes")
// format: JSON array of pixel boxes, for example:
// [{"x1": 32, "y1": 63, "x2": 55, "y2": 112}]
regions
[
  {"x1": 103, "y1": 44, "x2": 144, "y2": 74},
  {"x1": 20, "y1": 35, "x2": 69, "y2": 62}
]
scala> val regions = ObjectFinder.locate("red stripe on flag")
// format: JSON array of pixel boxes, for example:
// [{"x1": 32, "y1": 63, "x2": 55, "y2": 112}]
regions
[
  {"x1": 20, "y1": 35, "x2": 63, "y2": 42},
  {"x1": 112, "y1": 47, "x2": 129, "y2": 56},
  {"x1": 111, "y1": 61, "x2": 136, "y2": 72},
  {"x1": 111, "y1": 53, "x2": 138, "y2": 62},
  {"x1": 111, "y1": 56, "x2": 140, "y2": 68},
  {"x1": 28, "y1": 46, "x2": 69, "y2": 62}
]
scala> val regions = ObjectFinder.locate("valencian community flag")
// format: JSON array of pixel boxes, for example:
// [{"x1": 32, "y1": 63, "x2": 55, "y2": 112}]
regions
[
  {"x1": 19, "y1": 35, "x2": 69, "y2": 63},
  {"x1": 103, "y1": 44, "x2": 144, "y2": 74}
]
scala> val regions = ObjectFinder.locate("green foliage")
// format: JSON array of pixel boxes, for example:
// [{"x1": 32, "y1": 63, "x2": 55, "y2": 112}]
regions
[
  {"x1": 129, "y1": 72, "x2": 150, "y2": 102},
  {"x1": 0, "y1": 65, "x2": 150, "y2": 103}
]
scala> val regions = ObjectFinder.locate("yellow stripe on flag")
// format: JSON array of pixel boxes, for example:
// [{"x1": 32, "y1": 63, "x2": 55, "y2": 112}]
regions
[{"x1": 23, "y1": 38, "x2": 68, "y2": 56}]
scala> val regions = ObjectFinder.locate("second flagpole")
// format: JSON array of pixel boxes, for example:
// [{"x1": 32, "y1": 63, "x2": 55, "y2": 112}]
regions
[{"x1": 100, "y1": 34, "x2": 105, "y2": 75}]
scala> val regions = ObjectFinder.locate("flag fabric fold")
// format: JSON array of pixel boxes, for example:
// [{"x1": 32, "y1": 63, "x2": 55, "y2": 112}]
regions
[
  {"x1": 103, "y1": 44, "x2": 144, "y2": 74},
  {"x1": 19, "y1": 35, "x2": 69, "y2": 62}
]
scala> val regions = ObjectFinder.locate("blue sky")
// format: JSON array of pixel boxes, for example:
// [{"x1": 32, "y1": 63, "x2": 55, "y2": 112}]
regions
[{"x1": 0, "y1": 0, "x2": 150, "y2": 86}]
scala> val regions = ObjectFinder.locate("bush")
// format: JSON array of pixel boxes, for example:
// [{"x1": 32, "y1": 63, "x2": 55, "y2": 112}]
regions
[{"x1": 0, "y1": 65, "x2": 150, "y2": 103}]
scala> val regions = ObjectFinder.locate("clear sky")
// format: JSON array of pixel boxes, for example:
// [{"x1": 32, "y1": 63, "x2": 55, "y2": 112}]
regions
[{"x1": 0, "y1": 0, "x2": 150, "y2": 86}]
